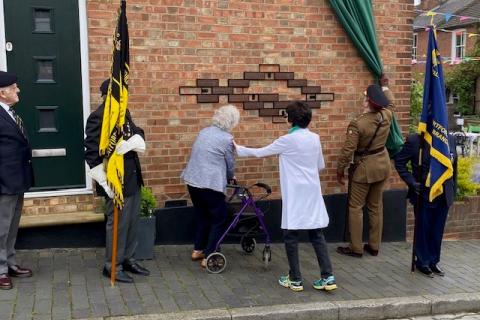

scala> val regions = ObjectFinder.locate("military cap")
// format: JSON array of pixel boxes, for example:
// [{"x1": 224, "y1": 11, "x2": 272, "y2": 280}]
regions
[
  {"x1": 100, "y1": 79, "x2": 110, "y2": 96},
  {"x1": 366, "y1": 84, "x2": 389, "y2": 109},
  {"x1": 0, "y1": 71, "x2": 17, "y2": 88}
]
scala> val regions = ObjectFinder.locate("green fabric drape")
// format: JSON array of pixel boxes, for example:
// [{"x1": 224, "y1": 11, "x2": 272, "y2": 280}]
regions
[{"x1": 329, "y1": 0, "x2": 383, "y2": 77}]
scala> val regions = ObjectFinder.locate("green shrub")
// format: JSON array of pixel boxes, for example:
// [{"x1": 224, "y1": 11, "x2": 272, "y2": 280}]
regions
[
  {"x1": 140, "y1": 186, "x2": 157, "y2": 217},
  {"x1": 456, "y1": 157, "x2": 480, "y2": 200},
  {"x1": 445, "y1": 36, "x2": 480, "y2": 115},
  {"x1": 409, "y1": 79, "x2": 423, "y2": 133}
]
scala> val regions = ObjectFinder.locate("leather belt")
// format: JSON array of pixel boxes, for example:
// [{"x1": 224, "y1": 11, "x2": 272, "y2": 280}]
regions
[{"x1": 354, "y1": 147, "x2": 385, "y2": 157}]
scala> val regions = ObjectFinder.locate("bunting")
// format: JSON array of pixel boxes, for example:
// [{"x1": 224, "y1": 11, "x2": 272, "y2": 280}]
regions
[{"x1": 415, "y1": 9, "x2": 480, "y2": 23}]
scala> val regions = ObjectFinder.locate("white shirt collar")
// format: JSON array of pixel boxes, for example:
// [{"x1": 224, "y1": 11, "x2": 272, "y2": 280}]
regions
[{"x1": 0, "y1": 101, "x2": 15, "y2": 120}]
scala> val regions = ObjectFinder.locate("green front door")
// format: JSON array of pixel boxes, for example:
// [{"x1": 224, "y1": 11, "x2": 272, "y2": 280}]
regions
[{"x1": 4, "y1": 0, "x2": 85, "y2": 191}]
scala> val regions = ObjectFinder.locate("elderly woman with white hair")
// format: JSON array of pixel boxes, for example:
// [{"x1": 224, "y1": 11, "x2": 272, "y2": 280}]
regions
[{"x1": 181, "y1": 104, "x2": 240, "y2": 268}]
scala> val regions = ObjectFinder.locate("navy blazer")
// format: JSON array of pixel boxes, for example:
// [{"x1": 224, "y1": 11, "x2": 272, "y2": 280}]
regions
[
  {"x1": 84, "y1": 103, "x2": 144, "y2": 197},
  {"x1": 0, "y1": 106, "x2": 34, "y2": 194},
  {"x1": 394, "y1": 134, "x2": 457, "y2": 208}
]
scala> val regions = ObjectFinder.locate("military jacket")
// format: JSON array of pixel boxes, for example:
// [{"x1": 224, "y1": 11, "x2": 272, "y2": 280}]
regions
[{"x1": 337, "y1": 107, "x2": 394, "y2": 184}]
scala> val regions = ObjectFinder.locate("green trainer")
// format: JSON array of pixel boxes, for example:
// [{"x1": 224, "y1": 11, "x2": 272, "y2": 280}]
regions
[
  {"x1": 278, "y1": 275, "x2": 303, "y2": 292},
  {"x1": 313, "y1": 275, "x2": 337, "y2": 291}
]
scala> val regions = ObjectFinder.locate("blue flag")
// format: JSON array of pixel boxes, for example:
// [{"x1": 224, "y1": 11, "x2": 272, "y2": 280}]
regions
[{"x1": 418, "y1": 28, "x2": 453, "y2": 202}]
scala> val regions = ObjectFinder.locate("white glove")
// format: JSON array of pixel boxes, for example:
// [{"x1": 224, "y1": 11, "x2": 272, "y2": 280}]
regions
[
  {"x1": 98, "y1": 181, "x2": 114, "y2": 199},
  {"x1": 88, "y1": 164, "x2": 114, "y2": 199},
  {"x1": 116, "y1": 134, "x2": 146, "y2": 155}
]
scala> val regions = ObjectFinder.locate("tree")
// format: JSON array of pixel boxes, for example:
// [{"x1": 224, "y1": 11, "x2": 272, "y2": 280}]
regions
[{"x1": 445, "y1": 30, "x2": 480, "y2": 115}]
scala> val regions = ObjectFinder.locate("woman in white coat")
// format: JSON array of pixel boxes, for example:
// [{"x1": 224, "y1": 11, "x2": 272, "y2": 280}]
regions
[{"x1": 235, "y1": 101, "x2": 336, "y2": 292}]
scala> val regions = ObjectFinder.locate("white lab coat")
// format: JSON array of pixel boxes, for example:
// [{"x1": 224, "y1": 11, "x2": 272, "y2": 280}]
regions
[{"x1": 236, "y1": 128, "x2": 329, "y2": 230}]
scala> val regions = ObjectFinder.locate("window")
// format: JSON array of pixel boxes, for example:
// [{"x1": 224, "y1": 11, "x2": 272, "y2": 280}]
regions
[
  {"x1": 35, "y1": 106, "x2": 58, "y2": 133},
  {"x1": 446, "y1": 89, "x2": 459, "y2": 105},
  {"x1": 32, "y1": 8, "x2": 54, "y2": 33},
  {"x1": 33, "y1": 56, "x2": 56, "y2": 83},
  {"x1": 412, "y1": 33, "x2": 418, "y2": 60},
  {"x1": 452, "y1": 30, "x2": 467, "y2": 62}
]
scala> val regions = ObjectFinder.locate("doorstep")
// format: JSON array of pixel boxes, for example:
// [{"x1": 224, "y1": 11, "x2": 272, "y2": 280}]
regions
[{"x1": 19, "y1": 211, "x2": 104, "y2": 228}]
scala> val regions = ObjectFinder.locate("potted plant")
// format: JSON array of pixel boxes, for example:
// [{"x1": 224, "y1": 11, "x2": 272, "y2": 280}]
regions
[{"x1": 135, "y1": 186, "x2": 157, "y2": 260}]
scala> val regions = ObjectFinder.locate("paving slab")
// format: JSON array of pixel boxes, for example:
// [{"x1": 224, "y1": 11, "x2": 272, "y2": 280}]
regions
[{"x1": 2, "y1": 240, "x2": 480, "y2": 320}]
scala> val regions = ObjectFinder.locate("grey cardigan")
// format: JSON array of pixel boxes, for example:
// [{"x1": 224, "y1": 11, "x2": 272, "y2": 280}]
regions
[{"x1": 181, "y1": 125, "x2": 235, "y2": 193}]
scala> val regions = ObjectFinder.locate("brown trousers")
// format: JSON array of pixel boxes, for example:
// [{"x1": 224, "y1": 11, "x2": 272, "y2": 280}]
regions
[{"x1": 348, "y1": 179, "x2": 386, "y2": 254}]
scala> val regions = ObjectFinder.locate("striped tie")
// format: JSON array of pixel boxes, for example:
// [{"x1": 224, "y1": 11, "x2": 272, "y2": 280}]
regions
[{"x1": 9, "y1": 108, "x2": 27, "y2": 138}]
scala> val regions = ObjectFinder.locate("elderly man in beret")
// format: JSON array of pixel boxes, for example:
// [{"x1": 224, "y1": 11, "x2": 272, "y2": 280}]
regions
[
  {"x1": 0, "y1": 71, "x2": 34, "y2": 290},
  {"x1": 336, "y1": 83, "x2": 394, "y2": 258},
  {"x1": 84, "y1": 79, "x2": 150, "y2": 283}
]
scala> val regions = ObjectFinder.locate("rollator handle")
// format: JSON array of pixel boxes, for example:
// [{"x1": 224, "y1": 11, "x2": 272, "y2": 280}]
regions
[{"x1": 252, "y1": 183, "x2": 272, "y2": 195}]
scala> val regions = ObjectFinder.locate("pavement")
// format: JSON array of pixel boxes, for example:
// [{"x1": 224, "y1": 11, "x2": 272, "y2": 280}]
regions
[
  {"x1": 397, "y1": 314, "x2": 480, "y2": 320},
  {"x1": 2, "y1": 240, "x2": 480, "y2": 320}
]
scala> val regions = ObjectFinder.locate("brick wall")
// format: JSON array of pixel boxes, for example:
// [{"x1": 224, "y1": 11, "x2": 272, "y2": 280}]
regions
[
  {"x1": 87, "y1": 0, "x2": 414, "y2": 206},
  {"x1": 23, "y1": 195, "x2": 103, "y2": 216},
  {"x1": 406, "y1": 195, "x2": 480, "y2": 241}
]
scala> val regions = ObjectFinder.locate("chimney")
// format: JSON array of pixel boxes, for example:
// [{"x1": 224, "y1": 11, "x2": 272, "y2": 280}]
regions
[{"x1": 418, "y1": 0, "x2": 447, "y2": 10}]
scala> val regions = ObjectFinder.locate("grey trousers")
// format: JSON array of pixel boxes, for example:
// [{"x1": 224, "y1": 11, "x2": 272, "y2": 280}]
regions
[
  {"x1": 284, "y1": 229, "x2": 333, "y2": 282},
  {"x1": 0, "y1": 194, "x2": 24, "y2": 274},
  {"x1": 104, "y1": 189, "x2": 140, "y2": 271}
]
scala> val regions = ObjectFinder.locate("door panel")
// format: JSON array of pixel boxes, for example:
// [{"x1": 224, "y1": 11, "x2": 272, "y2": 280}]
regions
[{"x1": 4, "y1": 0, "x2": 85, "y2": 190}]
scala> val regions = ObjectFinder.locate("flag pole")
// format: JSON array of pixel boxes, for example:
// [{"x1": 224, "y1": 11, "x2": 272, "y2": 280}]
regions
[
  {"x1": 411, "y1": 132, "x2": 424, "y2": 273},
  {"x1": 111, "y1": 205, "x2": 119, "y2": 286}
]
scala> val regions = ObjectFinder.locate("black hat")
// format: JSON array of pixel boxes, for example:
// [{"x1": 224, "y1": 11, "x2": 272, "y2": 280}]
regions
[
  {"x1": 100, "y1": 79, "x2": 110, "y2": 96},
  {"x1": 0, "y1": 71, "x2": 17, "y2": 88},
  {"x1": 366, "y1": 84, "x2": 389, "y2": 109}
]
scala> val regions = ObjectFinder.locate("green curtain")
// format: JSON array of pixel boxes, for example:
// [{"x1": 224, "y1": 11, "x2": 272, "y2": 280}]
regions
[{"x1": 329, "y1": 0, "x2": 383, "y2": 77}]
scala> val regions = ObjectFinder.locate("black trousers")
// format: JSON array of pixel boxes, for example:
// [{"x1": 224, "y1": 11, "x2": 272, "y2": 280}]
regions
[
  {"x1": 188, "y1": 185, "x2": 228, "y2": 257},
  {"x1": 415, "y1": 201, "x2": 449, "y2": 267},
  {"x1": 284, "y1": 229, "x2": 333, "y2": 282}
]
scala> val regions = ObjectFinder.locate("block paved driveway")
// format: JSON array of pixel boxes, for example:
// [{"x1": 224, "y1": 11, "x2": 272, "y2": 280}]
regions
[{"x1": 2, "y1": 240, "x2": 480, "y2": 320}]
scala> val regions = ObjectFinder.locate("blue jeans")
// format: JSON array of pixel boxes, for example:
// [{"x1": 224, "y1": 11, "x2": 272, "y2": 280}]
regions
[{"x1": 188, "y1": 186, "x2": 227, "y2": 257}]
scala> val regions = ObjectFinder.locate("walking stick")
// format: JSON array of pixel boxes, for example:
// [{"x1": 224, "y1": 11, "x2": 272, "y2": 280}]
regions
[
  {"x1": 111, "y1": 205, "x2": 119, "y2": 286},
  {"x1": 411, "y1": 133, "x2": 425, "y2": 273}
]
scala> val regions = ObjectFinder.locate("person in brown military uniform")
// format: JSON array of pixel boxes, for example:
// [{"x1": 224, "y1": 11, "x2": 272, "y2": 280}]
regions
[{"x1": 336, "y1": 81, "x2": 394, "y2": 258}]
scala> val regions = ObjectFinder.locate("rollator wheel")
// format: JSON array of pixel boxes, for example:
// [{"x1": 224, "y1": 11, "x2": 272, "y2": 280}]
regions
[
  {"x1": 240, "y1": 236, "x2": 256, "y2": 254},
  {"x1": 262, "y1": 246, "x2": 272, "y2": 270},
  {"x1": 205, "y1": 252, "x2": 227, "y2": 274}
]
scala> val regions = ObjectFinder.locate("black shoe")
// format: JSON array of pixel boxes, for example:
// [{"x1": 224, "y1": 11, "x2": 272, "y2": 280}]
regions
[
  {"x1": 416, "y1": 265, "x2": 434, "y2": 278},
  {"x1": 363, "y1": 244, "x2": 379, "y2": 256},
  {"x1": 336, "y1": 246, "x2": 362, "y2": 258},
  {"x1": 430, "y1": 264, "x2": 445, "y2": 276},
  {"x1": 123, "y1": 262, "x2": 150, "y2": 276},
  {"x1": 102, "y1": 267, "x2": 134, "y2": 283}
]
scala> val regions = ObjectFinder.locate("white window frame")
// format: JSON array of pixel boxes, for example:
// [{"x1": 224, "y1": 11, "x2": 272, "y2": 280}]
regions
[
  {"x1": 412, "y1": 33, "x2": 418, "y2": 60},
  {"x1": 0, "y1": 0, "x2": 93, "y2": 197},
  {"x1": 451, "y1": 29, "x2": 467, "y2": 63}
]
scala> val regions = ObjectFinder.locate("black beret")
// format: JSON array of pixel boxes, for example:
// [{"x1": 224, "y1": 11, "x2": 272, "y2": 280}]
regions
[
  {"x1": 0, "y1": 71, "x2": 17, "y2": 88},
  {"x1": 366, "y1": 84, "x2": 389, "y2": 109},
  {"x1": 100, "y1": 79, "x2": 110, "y2": 96}
]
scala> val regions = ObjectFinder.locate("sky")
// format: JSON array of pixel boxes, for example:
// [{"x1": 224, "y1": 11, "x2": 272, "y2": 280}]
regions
[{"x1": 414, "y1": 0, "x2": 421, "y2": 5}]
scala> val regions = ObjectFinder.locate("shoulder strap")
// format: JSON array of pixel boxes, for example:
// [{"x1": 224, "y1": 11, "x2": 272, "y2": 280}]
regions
[{"x1": 363, "y1": 111, "x2": 384, "y2": 155}]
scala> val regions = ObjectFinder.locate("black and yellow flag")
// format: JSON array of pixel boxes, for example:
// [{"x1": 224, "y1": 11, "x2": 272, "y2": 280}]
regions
[{"x1": 99, "y1": 0, "x2": 129, "y2": 209}]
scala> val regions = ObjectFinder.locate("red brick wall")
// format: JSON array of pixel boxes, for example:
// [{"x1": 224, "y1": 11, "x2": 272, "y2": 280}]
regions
[
  {"x1": 23, "y1": 195, "x2": 102, "y2": 216},
  {"x1": 87, "y1": 0, "x2": 414, "y2": 206}
]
